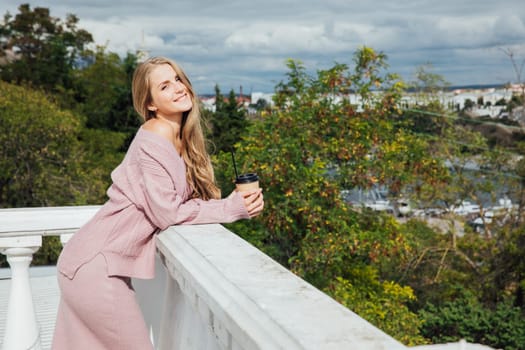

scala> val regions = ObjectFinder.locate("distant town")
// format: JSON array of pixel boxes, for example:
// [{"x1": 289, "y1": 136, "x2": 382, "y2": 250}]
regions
[{"x1": 199, "y1": 83, "x2": 525, "y2": 125}]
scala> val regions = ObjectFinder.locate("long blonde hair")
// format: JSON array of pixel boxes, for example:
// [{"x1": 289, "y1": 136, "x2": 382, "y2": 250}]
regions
[{"x1": 132, "y1": 56, "x2": 220, "y2": 200}]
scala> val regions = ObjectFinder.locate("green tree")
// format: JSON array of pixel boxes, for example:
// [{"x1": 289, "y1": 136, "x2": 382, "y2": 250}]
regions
[
  {"x1": 214, "y1": 47, "x2": 442, "y2": 344},
  {"x1": 0, "y1": 4, "x2": 93, "y2": 99},
  {"x1": 477, "y1": 96, "x2": 484, "y2": 106},
  {"x1": 74, "y1": 47, "x2": 139, "y2": 132},
  {"x1": 507, "y1": 94, "x2": 524, "y2": 114},
  {"x1": 209, "y1": 85, "x2": 248, "y2": 153},
  {"x1": 410, "y1": 63, "x2": 450, "y2": 103},
  {"x1": 400, "y1": 64, "x2": 452, "y2": 139},
  {"x1": 331, "y1": 275, "x2": 426, "y2": 345},
  {"x1": 250, "y1": 98, "x2": 269, "y2": 112},
  {"x1": 496, "y1": 98, "x2": 507, "y2": 106},
  {"x1": 463, "y1": 98, "x2": 475, "y2": 111},
  {"x1": 399, "y1": 102, "x2": 450, "y2": 136},
  {"x1": 0, "y1": 81, "x2": 127, "y2": 267},
  {"x1": 500, "y1": 47, "x2": 525, "y2": 102},
  {"x1": 0, "y1": 81, "x2": 84, "y2": 207},
  {"x1": 395, "y1": 100, "x2": 518, "y2": 310},
  {"x1": 0, "y1": 80, "x2": 125, "y2": 207},
  {"x1": 109, "y1": 52, "x2": 141, "y2": 134},
  {"x1": 419, "y1": 294, "x2": 525, "y2": 350}
]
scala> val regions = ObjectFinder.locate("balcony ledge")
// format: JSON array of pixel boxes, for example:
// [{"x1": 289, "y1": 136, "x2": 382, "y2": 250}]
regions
[
  {"x1": 0, "y1": 206, "x2": 498, "y2": 350},
  {"x1": 153, "y1": 223, "x2": 407, "y2": 349}
]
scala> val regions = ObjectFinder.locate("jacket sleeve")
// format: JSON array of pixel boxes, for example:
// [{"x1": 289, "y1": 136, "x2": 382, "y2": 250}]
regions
[{"x1": 136, "y1": 149, "x2": 250, "y2": 230}]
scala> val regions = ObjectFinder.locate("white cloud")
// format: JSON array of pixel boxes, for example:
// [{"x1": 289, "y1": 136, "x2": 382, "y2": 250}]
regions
[
  {"x1": 1, "y1": 0, "x2": 525, "y2": 93},
  {"x1": 494, "y1": 14, "x2": 525, "y2": 40},
  {"x1": 224, "y1": 23, "x2": 341, "y2": 53}
]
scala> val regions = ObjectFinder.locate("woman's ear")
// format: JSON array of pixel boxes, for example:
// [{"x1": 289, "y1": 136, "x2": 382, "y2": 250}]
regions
[{"x1": 148, "y1": 105, "x2": 157, "y2": 112}]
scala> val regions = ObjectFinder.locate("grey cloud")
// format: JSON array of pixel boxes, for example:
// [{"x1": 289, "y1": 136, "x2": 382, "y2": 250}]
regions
[
  {"x1": 1, "y1": 0, "x2": 524, "y2": 93},
  {"x1": 494, "y1": 14, "x2": 525, "y2": 41}
]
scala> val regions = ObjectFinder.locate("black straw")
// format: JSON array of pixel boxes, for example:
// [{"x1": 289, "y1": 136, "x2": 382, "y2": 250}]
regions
[{"x1": 231, "y1": 150, "x2": 239, "y2": 179}]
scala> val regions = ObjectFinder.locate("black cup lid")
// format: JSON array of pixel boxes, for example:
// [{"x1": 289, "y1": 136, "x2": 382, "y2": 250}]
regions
[{"x1": 235, "y1": 173, "x2": 259, "y2": 184}]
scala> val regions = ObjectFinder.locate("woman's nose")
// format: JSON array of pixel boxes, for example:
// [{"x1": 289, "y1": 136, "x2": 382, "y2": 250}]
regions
[{"x1": 174, "y1": 80, "x2": 185, "y2": 92}]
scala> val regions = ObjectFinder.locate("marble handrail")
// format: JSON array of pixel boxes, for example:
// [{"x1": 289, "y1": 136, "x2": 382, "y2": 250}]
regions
[
  {"x1": 0, "y1": 206, "x2": 409, "y2": 350},
  {"x1": 152, "y1": 224, "x2": 408, "y2": 350}
]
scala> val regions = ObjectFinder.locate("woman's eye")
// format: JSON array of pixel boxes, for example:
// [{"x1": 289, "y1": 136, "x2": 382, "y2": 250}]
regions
[{"x1": 161, "y1": 85, "x2": 167, "y2": 90}]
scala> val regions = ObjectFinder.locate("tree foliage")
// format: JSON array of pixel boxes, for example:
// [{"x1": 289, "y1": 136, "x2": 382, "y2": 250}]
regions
[
  {"x1": 410, "y1": 63, "x2": 450, "y2": 99},
  {"x1": 74, "y1": 47, "x2": 139, "y2": 131},
  {"x1": 0, "y1": 3, "x2": 93, "y2": 97},
  {"x1": 213, "y1": 47, "x2": 525, "y2": 347},
  {"x1": 214, "y1": 47, "x2": 445, "y2": 344},
  {"x1": 0, "y1": 81, "x2": 124, "y2": 208},
  {"x1": 0, "y1": 81, "x2": 84, "y2": 207},
  {"x1": 209, "y1": 85, "x2": 248, "y2": 154},
  {"x1": 419, "y1": 294, "x2": 525, "y2": 350}
]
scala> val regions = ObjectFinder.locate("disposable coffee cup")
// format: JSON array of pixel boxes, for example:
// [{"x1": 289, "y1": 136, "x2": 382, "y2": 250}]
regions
[{"x1": 235, "y1": 173, "x2": 259, "y2": 192}]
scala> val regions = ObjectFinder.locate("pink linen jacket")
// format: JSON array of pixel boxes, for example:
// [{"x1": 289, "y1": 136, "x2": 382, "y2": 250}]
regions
[{"x1": 57, "y1": 128, "x2": 249, "y2": 280}]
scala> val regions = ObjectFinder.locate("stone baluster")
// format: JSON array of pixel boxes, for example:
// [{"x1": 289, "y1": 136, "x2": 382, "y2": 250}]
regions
[
  {"x1": 60, "y1": 233, "x2": 73, "y2": 246},
  {"x1": 0, "y1": 235, "x2": 42, "y2": 350}
]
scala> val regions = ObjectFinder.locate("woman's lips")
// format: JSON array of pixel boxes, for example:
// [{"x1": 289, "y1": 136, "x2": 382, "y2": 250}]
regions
[{"x1": 174, "y1": 93, "x2": 187, "y2": 102}]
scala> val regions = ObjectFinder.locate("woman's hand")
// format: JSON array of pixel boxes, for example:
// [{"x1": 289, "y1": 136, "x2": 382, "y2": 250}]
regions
[{"x1": 239, "y1": 188, "x2": 264, "y2": 218}]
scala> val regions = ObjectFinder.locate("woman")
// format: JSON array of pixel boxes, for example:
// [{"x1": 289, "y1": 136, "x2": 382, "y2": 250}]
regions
[{"x1": 51, "y1": 57, "x2": 264, "y2": 349}]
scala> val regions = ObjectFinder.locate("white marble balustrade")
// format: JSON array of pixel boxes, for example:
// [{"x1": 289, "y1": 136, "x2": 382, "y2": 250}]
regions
[{"x1": 0, "y1": 206, "x2": 411, "y2": 350}]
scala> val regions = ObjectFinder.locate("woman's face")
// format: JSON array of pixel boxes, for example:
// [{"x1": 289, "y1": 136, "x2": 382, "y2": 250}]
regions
[{"x1": 148, "y1": 64, "x2": 192, "y2": 120}]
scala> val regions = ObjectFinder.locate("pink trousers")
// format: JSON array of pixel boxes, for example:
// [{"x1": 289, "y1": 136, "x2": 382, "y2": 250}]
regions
[{"x1": 51, "y1": 254, "x2": 153, "y2": 350}]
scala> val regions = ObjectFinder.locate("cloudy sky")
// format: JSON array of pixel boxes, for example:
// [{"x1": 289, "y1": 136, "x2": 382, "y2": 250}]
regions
[{"x1": 2, "y1": 1, "x2": 525, "y2": 94}]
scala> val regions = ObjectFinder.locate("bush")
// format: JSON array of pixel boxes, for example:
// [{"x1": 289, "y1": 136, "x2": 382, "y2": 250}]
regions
[{"x1": 419, "y1": 294, "x2": 525, "y2": 350}]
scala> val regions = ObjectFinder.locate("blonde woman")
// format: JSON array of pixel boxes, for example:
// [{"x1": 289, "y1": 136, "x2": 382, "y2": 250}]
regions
[{"x1": 52, "y1": 57, "x2": 264, "y2": 349}]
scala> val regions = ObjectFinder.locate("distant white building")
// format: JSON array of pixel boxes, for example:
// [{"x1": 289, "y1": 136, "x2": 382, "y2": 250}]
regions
[
  {"x1": 202, "y1": 86, "x2": 521, "y2": 122},
  {"x1": 199, "y1": 96, "x2": 216, "y2": 112},
  {"x1": 398, "y1": 87, "x2": 517, "y2": 119},
  {"x1": 251, "y1": 92, "x2": 274, "y2": 106}
]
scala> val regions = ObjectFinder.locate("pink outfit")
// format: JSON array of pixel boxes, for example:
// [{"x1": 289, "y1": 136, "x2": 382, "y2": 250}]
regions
[
  {"x1": 52, "y1": 128, "x2": 249, "y2": 349},
  {"x1": 53, "y1": 254, "x2": 153, "y2": 350}
]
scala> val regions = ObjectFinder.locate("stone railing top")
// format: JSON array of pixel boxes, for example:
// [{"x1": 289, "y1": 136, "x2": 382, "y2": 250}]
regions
[
  {"x1": 156, "y1": 224, "x2": 408, "y2": 350},
  {"x1": 0, "y1": 206, "x2": 409, "y2": 349},
  {"x1": 0, "y1": 205, "x2": 101, "y2": 237}
]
